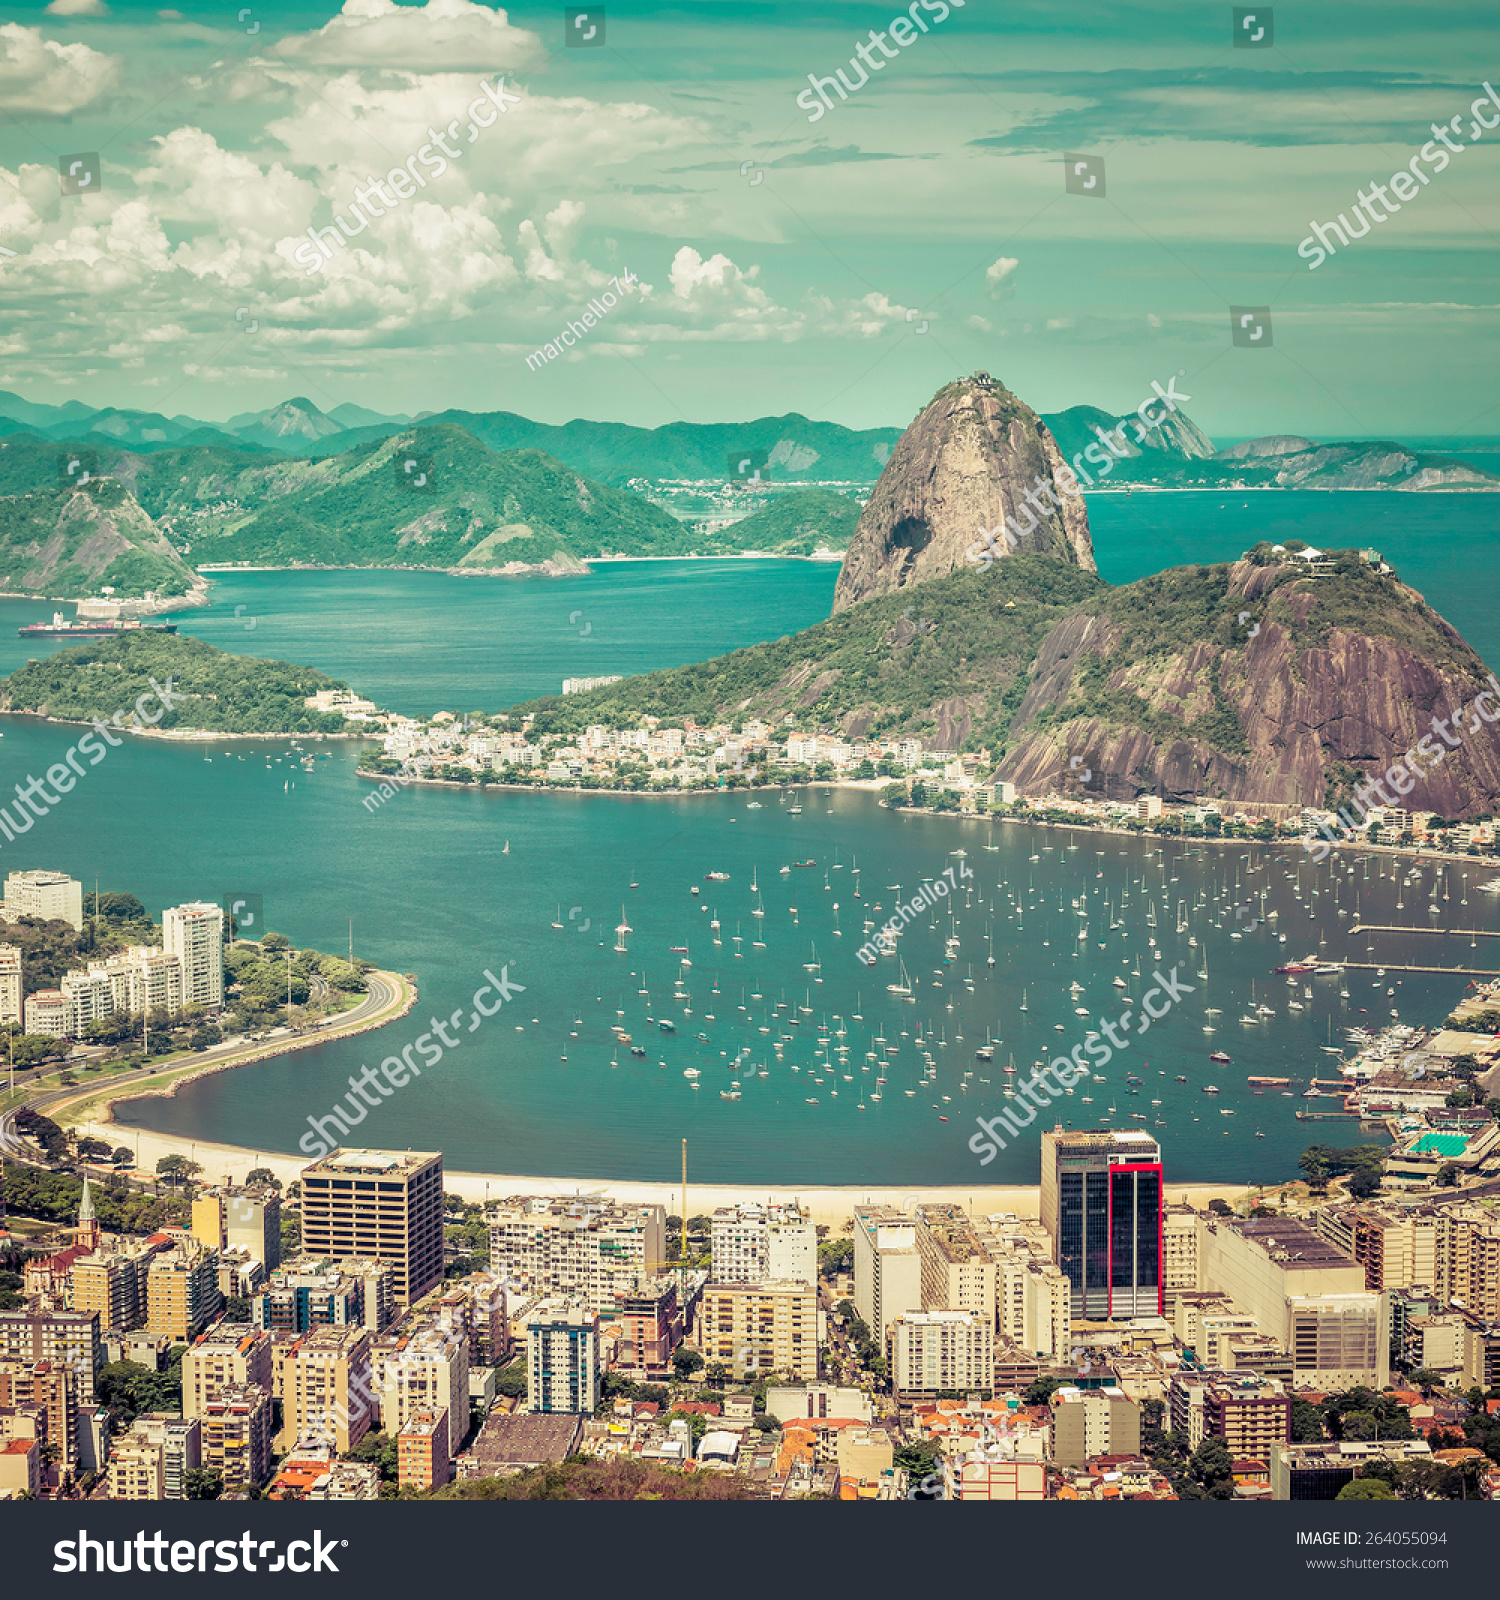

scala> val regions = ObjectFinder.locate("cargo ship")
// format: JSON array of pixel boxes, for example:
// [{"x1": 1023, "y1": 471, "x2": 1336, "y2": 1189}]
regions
[{"x1": 18, "y1": 612, "x2": 177, "y2": 640}]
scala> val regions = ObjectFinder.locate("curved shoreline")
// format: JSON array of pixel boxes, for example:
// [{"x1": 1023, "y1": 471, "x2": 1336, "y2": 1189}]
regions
[{"x1": 18, "y1": 969, "x2": 417, "y2": 1146}]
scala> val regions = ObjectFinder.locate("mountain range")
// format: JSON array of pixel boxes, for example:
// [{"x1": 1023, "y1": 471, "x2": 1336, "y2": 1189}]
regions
[
  {"x1": 0, "y1": 378, "x2": 1495, "y2": 605},
  {"x1": 1, "y1": 387, "x2": 1494, "y2": 492}
]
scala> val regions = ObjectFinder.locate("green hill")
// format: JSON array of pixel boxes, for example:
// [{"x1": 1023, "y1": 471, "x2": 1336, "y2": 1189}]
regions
[
  {"x1": 0, "y1": 632, "x2": 361, "y2": 734},
  {"x1": 715, "y1": 488, "x2": 863, "y2": 554}
]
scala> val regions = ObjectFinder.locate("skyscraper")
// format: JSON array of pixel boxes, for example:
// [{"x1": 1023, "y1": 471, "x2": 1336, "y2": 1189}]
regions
[
  {"x1": 1040, "y1": 1128, "x2": 1163, "y2": 1320},
  {"x1": 162, "y1": 901, "x2": 224, "y2": 1008},
  {"x1": 525, "y1": 1300, "x2": 600, "y2": 1415}
]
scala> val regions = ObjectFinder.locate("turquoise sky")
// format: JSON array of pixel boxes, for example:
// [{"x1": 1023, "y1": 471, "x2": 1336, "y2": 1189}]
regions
[{"x1": 0, "y1": 0, "x2": 1496, "y2": 435}]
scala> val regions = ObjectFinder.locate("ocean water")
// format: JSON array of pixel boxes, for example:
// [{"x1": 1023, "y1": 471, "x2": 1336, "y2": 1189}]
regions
[{"x1": 1, "y1": 489, "x2": 1496, "y2": 1185}]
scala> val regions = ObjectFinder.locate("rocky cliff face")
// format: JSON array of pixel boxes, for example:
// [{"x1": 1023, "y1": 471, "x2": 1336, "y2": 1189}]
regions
[
  {"x1": 831, "y1": 373, "x2": 1095, "y2": 614},
  {"x1": 994, "y1": 555, "x2": 1500, "y2": 818}
]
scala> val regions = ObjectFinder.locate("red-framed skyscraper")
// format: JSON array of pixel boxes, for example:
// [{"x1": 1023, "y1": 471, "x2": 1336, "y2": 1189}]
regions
[{"x1": 1040, "y1": 1128, "x2": 1163, "y2": 1320}]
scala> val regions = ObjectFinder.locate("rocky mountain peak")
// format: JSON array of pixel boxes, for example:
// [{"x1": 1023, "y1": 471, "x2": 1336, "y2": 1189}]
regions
[{"x1": 831, "y1": 372, "x2": 1095, "y2": 614}]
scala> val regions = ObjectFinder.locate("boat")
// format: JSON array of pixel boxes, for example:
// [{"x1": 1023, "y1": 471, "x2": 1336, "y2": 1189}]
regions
[
  {"x1": 705, "y1": 871, "x2": 731, "y2": 881},
  {"x1": 1209, "y1": 1051, "x2": 1231, "y2": 1064},
  {"x1": 18, "y1": 611, "x2": 178, "y2": 639},
  {"x1": 1273, "y1": 955, "x2": 1319, "y2": 974},
  {"x1": 630, "y1": 1045, "x2": 647, "y2": 1057},
  {"x1": 1201, "y1": 1084, "x2": 1220, "y2": 1094},
  {"x1": 659, "y1": 1019, "x2": 676, "y2": 1033}
]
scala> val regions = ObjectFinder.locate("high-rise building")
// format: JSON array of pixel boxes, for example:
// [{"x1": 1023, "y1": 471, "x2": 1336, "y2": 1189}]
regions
[
  {"x1": 161, "y1": 901, "x2": 224, "y2": 1008},
  {"x1": 525, "y1": 1300, "x2": 600, "y2": 1415},
  {"x1": 121, "y1": 1413, "x2": 201, "y2": 1500},
  {"x1": 0, "y1": 944, "x2": 20, "y2": 1025},
  {"x1": 606, "y1": 1279, "x2": 680, "y2": 1380},
  {"x1": 1049, "y1": 1385, "x2": 1141, "y2": 1467},
  {"x1": 853, "y1": 1207, "x2": 923, "y2": 1345},
  {"x1": 697, "y1": 1280, "x2": 817, "y2": 1382},
  {"x1": 1197, "y1": 1215, "x2": 1387, "y2": 1387},
  {"x1": 271, "y1": 1326, "x2": 373, "y2": 1454},
  {"x1": 1041, "y1": 1128, "x2": 1163, "y2": 1320},
  {"x1": 710, "y1": 1203, "x2": 817, "y2": 1285},
  {"x1": 432, "y1": 1273, "x2": 510, "y2": 1370},
  {"x1": 914, "y1": 1205, "x2": 997, "y2": 1316},
  {"x1": 299, "y1": 1149, "x2": 444, "y2": 1306},
  {"x1": 4, "y1": 870, "x2": 83, "y2": 931},
  {"x1": 72, "y1": 1239, "x2": 160, "y2": 1333},
  {"x1": 181, "y1": 1327, "x2": 273, "y2": 1419},
  {"x1": 890, "y1": 1309, "x2": 994, "y2": 1397},
  {"x1": 0, "y1": 1306, "x2": 102, "y2": 1399},
  {"x1": 144, "y1": 1242, "x2": 222, "y2": 1340},
  {"x1": 0, "y1": 1361, "x2": 78, "y2": 1477},
  {"x1": 378, "y1": 1323, "x2": 469, "y2": 1460},
  {"x1": 488, "y1": 1196, "x2": 666, "y2": 1318},
  {"x1": 22, "y1": 990, "x2": 68, "y2": 1037},
  {"x1": 199, "y1": 1385, "x2": 273, "y2": 1491},
  {"x1": 192, "y1": 1186, "x2": 281, "y2": 1269},
  {"x1": 1161, "y1": 1201, "x2": 1200, "y2": 1314},
  {"x1": 1271, "y1": 1440, "x2": 1432, "y2": 1501}
]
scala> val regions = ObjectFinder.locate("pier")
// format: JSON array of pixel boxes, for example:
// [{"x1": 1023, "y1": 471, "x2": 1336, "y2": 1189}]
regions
[
  {"x1": 1349, "y1": 923, "x2": 1500, "y2": 938},
  {"x1": 1338, "y1": 961, "x2": 1500, "y2": 977}
]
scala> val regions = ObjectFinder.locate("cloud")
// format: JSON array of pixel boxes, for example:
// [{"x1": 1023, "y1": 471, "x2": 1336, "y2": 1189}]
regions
[
  {"x1": 986, "y1": 255, "x2": 1018, "y2": 299},
  {"x1": 273, "y1": 0, "x2": 543, "y2": 72},
  {"x1": 965, "y1": 69, "x2": 1493, "y2": 151},
  {"x1": 45, "y1": 0, "x2": 108, "y2": 15},
  {"x1": 0, "y1": 22, "x2": 119, "y2": 114}
]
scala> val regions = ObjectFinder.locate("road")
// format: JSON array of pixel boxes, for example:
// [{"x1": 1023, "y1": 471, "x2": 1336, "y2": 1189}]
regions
[{"x1": 0, "y1": 969, "x2": 413, "y2": 1178}]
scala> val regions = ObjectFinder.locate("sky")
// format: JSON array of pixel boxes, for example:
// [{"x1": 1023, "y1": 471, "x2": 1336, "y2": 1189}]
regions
[{"x1": 0, "y1": 0, "x2": 1496, "y2": 436}]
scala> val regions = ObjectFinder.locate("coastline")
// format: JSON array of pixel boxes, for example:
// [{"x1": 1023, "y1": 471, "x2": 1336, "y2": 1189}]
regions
[{"x1": 69, "y1": 1119, "x2": 1259, "y2": 1226}]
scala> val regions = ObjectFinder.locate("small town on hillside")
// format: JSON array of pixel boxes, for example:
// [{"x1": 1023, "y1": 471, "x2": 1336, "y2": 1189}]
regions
[{"x1": 357, "y1": 705, "x2": 1499, "y2": 859}]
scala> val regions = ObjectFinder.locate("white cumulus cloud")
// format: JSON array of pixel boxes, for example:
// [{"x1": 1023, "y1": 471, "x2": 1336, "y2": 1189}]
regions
[
  {"x1": 272, "y1": 0, "x2": 543, "y2": 72},
  {"x1": 986, "y1": 255, "x2": 1018, "y2": 300},
  {"x1": 0, "y1": 21, "x2": 118, "y2": 115}
]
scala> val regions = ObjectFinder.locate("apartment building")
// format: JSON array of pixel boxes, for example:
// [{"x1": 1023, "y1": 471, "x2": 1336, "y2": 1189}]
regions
[
  {"x1": 271, "y1": 1326, "x2": 373, "y2": 1454},
  {"x1": 253, "y1": 1259, "x2": 394, "y2": 1333},
  {"x1": 890, "y1": 1310, "x2": 994, "y2": 1398},
  {"x1": 72, "y1": 1239, "x2": 158, "y2": 1333},
  {"x1": 1169, "y1": 1370, "x2": 1291, "y2": 1455},
  {"x1": 162, "y1": 901, "x2": 224, "y2": 1008},
  {"x1": 378, "y1": 1323, "x2": 469, "y2": 1460},
  {"x1": 915, "y1": 1205, "x2": 997, "y2": 1317},
  {"x1": 4, "y1": 869, "x2": 83, "y2": 930},
  {"x1": 144, "y1": 1241, "x2": 222, "y2": 1340},
  {"x1": 604, "y1": 1278, "x2": 679, "y2": 1380},
  {"x1": 853, "y1": 1207, "x2": 923, "y2": 1345},
  {"x1": 1050, "y1": 1385, "x2": 1141, "y2": 1467},
  {"x1": 525, "y1": 1300, "x2": 600, "y2": 1415},
  {"x1": 108, "y1": 1414, "x2": 201, "y2": 1501},
  {"x1": 489, "y1": 1196, "x2": 666, "y2": 1318},
  {"x1": 975, "y1": 1215, "x2": 1070, "y2": 1359},
  {"x1": 200, "y1": 1385, "x2": 273, "y2": 1491},
  {"x1": 0, "y1": 1362, "x2": 78, "y2": 1477},
  {"x1": 1161, "y1": 1202, "x2": 1200, "y2": 1314},
  {"x1": 710, "y1": 1203, "x2": 816, "y2": 1285},
  {"x1": 432, "y1": 1272, "x2": 510, "y2": 1369},
  {"x1": 0, "y1": 1307, "x2": 102, "y2": 1397},
  {"x1": 397, "y1": 1409, "x2": 450, "y2": 1492},
  {"x1": 1316, "y1": 1200, "x2": 1500, "y2": 1317},
  {"x1": 0, "y1": 944, "x2": 19, "y2": 1026},
  {"x1": 192, "y1": 1186, "x2": 281, "y2": 1269},
  {"x1": 697, "y1": 1280, "x2": 817, "y2": 1383},
  {"x1": 299, "y1": 1149, "x2": 445, "y2": 1306},
  {"x1": 181, "y1": 1327, "x2": 273, "y2": 1418}
]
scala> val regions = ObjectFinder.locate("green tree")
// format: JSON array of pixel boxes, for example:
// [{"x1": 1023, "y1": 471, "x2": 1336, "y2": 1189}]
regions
[
  {"x1": 1336, "y1": 1477, "x2": 1395, "y2": 1500},
  {"x1": 1186, "y1": 1436, "x2": 1235, "y2": 1499},
  {"x1": 672, "y1": 1350, "x2": 705, "y2": 1382},
  {"x1": 184, "y1": 1467, "x2": 224, "y2": 1500}
]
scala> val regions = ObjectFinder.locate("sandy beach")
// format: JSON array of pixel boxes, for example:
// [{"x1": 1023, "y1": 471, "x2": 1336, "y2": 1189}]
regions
[{"x1": 80, "y1": 1120, "x2": 1260, "y2": 1228}]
